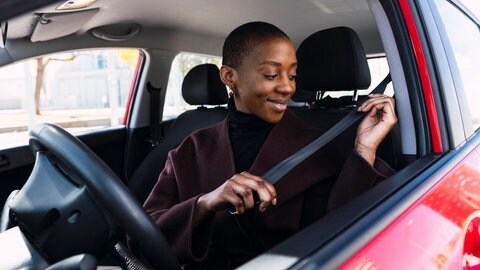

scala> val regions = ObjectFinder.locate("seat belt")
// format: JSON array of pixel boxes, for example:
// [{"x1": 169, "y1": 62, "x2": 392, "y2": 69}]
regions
[
  {"x1": 263, "y1": 73, "x2": 391, "y2": 185},
  {"x1": 229, "y1": 74, "x2": 392, "y2": 213},
  {"x1": 146, "y1": 82, "x2": 162, "y2": 148}
]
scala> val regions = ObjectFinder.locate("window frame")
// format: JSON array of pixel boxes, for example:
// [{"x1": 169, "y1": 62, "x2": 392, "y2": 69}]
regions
[{"x1": 424, "y1": 0, "x2": 480, "y2": 140}]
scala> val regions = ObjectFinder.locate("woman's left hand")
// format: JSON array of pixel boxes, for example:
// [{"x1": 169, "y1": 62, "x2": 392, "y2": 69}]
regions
[{"x1": 355, "y1": 93, "x2": 397, "y2": 165}]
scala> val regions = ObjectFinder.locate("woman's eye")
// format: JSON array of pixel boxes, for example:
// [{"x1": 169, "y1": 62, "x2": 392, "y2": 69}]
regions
[
  {"x1": 289, "y1": 74, "x2": 297, "y2": 81},
  {"x1": 264, "y1": 74, "x2": 279, "y2": 80}
]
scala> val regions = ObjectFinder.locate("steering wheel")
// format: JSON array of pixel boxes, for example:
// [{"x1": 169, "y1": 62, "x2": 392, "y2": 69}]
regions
[{"x1": 28, "y1": 123, "x2": 180, "y2": 269}]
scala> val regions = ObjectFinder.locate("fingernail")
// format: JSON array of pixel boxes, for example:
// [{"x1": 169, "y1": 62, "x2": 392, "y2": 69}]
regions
[
  {"x1": 272, "y1": 198, "x2": 277, "y2": 205},
  {"x1": 259, "y1": 206, "x2": 266, "y2": 212}
]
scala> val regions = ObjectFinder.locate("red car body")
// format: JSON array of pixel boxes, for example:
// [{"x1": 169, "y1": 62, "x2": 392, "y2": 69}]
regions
[
  {"x1": 343, "y1": 148, "x2": 480, "y2": 269},
  {"x1": 342, "y1": 1, "x2": 480, "y2": 268}
]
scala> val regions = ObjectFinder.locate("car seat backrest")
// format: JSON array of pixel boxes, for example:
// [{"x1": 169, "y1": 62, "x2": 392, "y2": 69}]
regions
[
  {"x1": 182, "y1": 63, "x2": 229, "y2": 106},
  {"x1": 292, "y1": 27, "x2": 396, "y2": 166},
  {"x1": 128, "y1": 63, "x2": 228, "y2": 203},
  {"x1": 292, "y1": 26, "x2": 371, "y2": 129},
  {"x1": 296, "y1": 26, "x2": 371, "y2": 94}
]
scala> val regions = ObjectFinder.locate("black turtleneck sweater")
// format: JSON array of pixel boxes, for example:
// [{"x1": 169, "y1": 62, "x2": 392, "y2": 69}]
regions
[{"x1": 227, "y1": 98, "x2": 274, "y2": 173}]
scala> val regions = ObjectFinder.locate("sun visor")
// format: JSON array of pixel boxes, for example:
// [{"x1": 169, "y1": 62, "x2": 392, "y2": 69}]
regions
[{"x1": 30, "y1": 8, "x2": 98, "y2": 42}]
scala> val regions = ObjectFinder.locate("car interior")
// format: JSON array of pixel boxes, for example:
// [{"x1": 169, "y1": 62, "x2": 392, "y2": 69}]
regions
[
  {"x1": 129, "y1": 63, "x2": 229, "y2": 203},
  {"x1": 0, "y1": 0, "x2": 438, "y2": 268}
]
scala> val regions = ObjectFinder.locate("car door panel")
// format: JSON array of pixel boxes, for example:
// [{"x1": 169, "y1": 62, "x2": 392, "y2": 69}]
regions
[
  {"x1": 0, "y1": 145, "x2": 34, "y2": 210},
  {"x1": 339, "y1": 132, "x2": 480, "y2": 269}
]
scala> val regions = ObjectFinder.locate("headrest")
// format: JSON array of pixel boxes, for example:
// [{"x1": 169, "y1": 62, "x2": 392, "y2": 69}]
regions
[
  {"x1": 296, "y1": 27, "x2": 371, "y2": 94},
  {"x1": 182, "y1": 63, "x2": 228, "y2": 105}
]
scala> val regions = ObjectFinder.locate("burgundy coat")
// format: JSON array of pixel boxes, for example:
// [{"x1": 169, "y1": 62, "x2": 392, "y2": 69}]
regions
[{"x1": 143, "y1": 110, "x2": 393, "y2": 269}]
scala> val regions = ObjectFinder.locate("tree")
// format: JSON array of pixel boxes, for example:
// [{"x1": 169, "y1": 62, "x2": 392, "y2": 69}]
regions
[{"x1": 34, "y1": 54, "x2": 75, "y2": 115}]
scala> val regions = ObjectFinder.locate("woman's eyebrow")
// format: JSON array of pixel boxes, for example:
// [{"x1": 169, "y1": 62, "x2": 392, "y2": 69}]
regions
[
  {"x1": 258, "y1": 61, "x2": 298, "y2": 67},
  {"x1": 258, "y1": 60, "x2": 281, "y2": 67}
]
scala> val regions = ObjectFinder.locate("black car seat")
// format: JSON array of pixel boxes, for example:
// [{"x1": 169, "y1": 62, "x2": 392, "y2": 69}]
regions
[
  {"x1": 292, "y1": 26, "x2": 396, "y2": 166},
  {"x1": 128, "y1": 63, "x2": 228, "y2": 203}
]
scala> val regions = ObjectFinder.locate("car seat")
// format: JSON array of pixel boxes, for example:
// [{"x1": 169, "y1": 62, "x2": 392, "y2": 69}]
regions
[
  {"x1": 291, "y1": 26, "x2": 396, "y2": 166},
  {"x1": 128, "y1": 63, "x2": 228, "y2": 203}
]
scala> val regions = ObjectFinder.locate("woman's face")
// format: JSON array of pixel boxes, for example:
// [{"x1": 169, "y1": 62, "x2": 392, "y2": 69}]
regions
[{"x1": 231, "y1": 37, "x2": 297, "y2": 123}]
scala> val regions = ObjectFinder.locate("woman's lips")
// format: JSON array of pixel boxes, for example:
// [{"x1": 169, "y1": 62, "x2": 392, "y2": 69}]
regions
[{"x1": 267, "y1": 99, "x2": 288, "y2": 112}]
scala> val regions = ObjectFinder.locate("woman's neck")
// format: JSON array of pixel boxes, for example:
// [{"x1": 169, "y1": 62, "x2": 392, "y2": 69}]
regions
[
  {"x1": 227, "y1": 97, "x2": 272, "y2": 128},
  {"x1": 227, "y1": 97, "x2": 274, "y2": 173}
]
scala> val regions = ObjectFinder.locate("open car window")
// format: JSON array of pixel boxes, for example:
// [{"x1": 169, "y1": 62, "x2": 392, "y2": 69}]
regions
[{"x1": 0, "y1": 48, "x2": 141, "y2": 148}]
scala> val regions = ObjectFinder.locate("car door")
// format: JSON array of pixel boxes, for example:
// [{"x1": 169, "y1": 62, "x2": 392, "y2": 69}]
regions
[
  {"x1": 303, "y1": 0, "x2": 480, "y2": 268},
  {"x1": 0, "y1": 48, "x2": 144, "y2": 208}
]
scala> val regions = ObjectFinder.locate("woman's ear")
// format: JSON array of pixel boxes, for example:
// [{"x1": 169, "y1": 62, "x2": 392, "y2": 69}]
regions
[{"x1": 220, "y1": 65, "x2": 236, "y2": 89}]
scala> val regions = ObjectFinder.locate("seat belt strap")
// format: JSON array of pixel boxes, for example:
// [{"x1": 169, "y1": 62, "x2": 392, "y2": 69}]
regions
[
  {"x1": 263, "y1": 73, "x2": 391, "y2": 184},
  {"x1": 146, "y1": 82, "x2": 162, "y2": 148}
]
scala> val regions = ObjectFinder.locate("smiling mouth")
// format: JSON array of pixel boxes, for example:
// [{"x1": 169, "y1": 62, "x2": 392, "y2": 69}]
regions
[{"x1": 267, "y1": 99, "x2": 288, "y2": 112}]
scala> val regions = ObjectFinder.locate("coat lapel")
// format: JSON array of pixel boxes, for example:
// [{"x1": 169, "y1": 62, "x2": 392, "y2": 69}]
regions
[
  {"x1": 249, "y1": 110, "x2": 317, "y2": 203},
  {"x1": 248, "y1": 110, "x2": 337, "y2": 206},
  {"x1": 249, "y1": 110, "x2": 302, "y2": 176},
  {"x1": 206, "y1": 110, "x2": 335, "y2": 205},
  {"x1": 202, "y1": 118, "x2": 237, "y2": 191}
]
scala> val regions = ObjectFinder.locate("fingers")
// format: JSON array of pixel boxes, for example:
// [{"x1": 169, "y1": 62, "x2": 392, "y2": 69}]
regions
[
  {"x1": 358, "y1": 94, "x2": 397, "y2": 125},
  {"x1": 229, "y1": 172, "x2": 277, "y2": 214},
  {"x1": 358, "y1": 94, "x2": 394, "y2": 112},
  {"x1": 354, "y1": 94, "x2": 398, "y2": 165},
  {"x1": 239, "y1": 172, "x2": 277, "y2": 203},
  {"x1": 225, "y1": 186, "x2": 247, "y2": 214},
  {"x1": 203, "y1": 172, "x2": 278, "y2": 215}
]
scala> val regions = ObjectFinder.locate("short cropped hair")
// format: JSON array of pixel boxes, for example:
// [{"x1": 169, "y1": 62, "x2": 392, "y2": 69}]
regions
[{"x1": 222, "y1": 21, "x2": 290, "y2": 69}]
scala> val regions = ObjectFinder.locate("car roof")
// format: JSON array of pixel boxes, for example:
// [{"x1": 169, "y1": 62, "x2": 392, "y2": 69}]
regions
[{"x1": 2, "y1": 0, "x2": 383, "y2": 64}]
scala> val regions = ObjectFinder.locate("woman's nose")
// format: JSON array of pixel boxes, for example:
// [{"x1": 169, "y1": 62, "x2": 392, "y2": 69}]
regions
[{"x1": 276, "y1": 75, "x2": 295, "y2": 94}]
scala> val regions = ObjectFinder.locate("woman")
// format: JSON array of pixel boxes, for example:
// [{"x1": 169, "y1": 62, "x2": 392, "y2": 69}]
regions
[{"x1": 143, "y1": 21, "x2": 396, "y2": 269}]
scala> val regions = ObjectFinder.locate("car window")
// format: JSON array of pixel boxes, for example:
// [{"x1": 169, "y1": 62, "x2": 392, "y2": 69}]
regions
[
  {"x1": 0, "y1": 48, "x2": 141, "y2": 148},
  {"x1": 163, "y1": 52, "x2": 222, "y2": 121},
  {"x1": 367, "y1": 57, "x2": 393, "y2": 96},
  {"x1": 460, "y1": 0, "x2": 480, "y2": 18},
  {"x1": 432, "y1": 0, "x2": 480, "y2": 130}
]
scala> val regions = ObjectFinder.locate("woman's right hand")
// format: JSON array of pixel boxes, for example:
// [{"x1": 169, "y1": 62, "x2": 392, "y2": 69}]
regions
[{"x1": 197, "y1": 172, "x2": 277, "y2": 215}]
